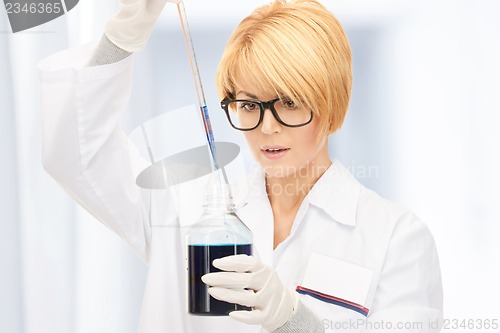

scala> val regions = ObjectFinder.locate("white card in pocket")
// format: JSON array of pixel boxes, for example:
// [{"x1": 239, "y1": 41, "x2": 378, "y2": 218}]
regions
[{"x1": 297, "y1": 252, "x2": 373, "y2": 316}]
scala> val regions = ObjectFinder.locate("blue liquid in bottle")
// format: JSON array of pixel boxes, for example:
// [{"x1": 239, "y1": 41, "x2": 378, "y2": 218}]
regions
[
  {"x1": 186, "y1": 181, "x2": 253, "y2": 316},
  {"x1": 188, "y1": 244, "x2": 252, "y2": 315}
]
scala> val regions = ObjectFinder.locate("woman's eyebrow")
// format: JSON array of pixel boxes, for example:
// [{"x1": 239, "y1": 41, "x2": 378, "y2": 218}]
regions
[{"x1": 236, "y1": 91, "x2": 259, "y2": 99}]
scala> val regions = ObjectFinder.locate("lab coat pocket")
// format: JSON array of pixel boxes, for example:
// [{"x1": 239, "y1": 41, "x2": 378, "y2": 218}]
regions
[{"x1": 296, "y1": 252, "x2": 374, "y2": 316}]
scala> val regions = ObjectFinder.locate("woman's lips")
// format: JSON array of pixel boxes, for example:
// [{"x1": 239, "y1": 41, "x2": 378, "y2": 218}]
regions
[{"x1": 260, "y1": 146, "x2": 290, "y2": 160}]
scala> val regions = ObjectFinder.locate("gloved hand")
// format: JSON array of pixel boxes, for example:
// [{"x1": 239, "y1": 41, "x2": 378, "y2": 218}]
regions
[
  {"x1": 201, "y1": 254, "x2": 298, "y2": 332},
  {"x1": 105, "y1": 0, "x2": 183, "y2": 52}
]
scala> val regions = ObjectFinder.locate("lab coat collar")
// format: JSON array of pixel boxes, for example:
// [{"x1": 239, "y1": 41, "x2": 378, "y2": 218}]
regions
[
  {"x1": 234, "y1": 159, "x2": 361, "y2": 227},
  {"x1": 307, "y1": 159, "x2": 361, "y2": 227}
]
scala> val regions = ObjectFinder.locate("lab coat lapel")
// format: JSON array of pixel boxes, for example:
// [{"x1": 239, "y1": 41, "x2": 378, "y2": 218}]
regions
[
  {"x1": 236, "y1": 198, "x2": 274, "y2": 267},
  {"x1": 233, "y1": 168, "x2": 275, "y2": 267}
]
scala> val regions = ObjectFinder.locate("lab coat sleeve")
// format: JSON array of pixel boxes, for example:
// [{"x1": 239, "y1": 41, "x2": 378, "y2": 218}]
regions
[
  {"x1": 38, "y1": 42, "x2": 151, "y2": 262},
  {"x1": 273, "y1": 300, "x2": 324, "y2": 333},
  {"x1": 367, "y1": 212, "x2": 444, "y2": 332}
]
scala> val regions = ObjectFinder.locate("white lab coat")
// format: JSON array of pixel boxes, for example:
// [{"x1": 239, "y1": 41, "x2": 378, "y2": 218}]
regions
[{"x1": 38, "y1": 42, "x2": 443, "y2": 333}]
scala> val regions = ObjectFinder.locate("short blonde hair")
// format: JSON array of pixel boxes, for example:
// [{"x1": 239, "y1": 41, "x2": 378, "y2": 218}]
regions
[{"x1": 216, "y1": 0, "x2": 352, "y2": 138}]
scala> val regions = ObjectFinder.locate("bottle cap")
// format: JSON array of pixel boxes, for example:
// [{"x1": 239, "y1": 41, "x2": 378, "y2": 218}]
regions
[{"x1": 203, "y1": 172, "x2": 235, "y2": 211}]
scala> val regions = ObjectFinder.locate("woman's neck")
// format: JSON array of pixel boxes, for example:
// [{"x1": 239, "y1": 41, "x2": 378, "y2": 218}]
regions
[
  {"x1": 265, "y1": 158, "x2": 332, "y2": 212},
  {"x1": 266, "y1": 158, "x2": 332, "y2": 249}
]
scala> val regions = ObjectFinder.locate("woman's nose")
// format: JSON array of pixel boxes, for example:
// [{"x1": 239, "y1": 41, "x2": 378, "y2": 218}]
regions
[{"x1": 260, "y1": 108, "x2": 281, "y2": 134}]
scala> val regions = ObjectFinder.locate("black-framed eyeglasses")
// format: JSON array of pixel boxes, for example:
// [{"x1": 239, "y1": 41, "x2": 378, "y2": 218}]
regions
[{"x1": 220, "y1": 97, "x2": 314, "y2": 131}]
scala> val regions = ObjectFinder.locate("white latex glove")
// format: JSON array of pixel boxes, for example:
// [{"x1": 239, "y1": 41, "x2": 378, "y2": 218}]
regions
[
  {"x1": 201, "y1": 254, "x2": 298, "y2": 332},
  {"x1": 105, "y1": 0, "x2": 183, "y2": 52}
]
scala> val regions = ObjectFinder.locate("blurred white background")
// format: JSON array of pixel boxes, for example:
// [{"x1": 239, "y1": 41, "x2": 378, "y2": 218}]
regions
[{"x1": 1, "y1": 1, "x2": 499, "y2": 332}]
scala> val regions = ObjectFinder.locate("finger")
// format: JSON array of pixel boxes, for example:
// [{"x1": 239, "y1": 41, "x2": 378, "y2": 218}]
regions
[
  {"x1": 202, "y1": 272, "x2": 251, "y2": 289},
  {"x1": 207, "y1": 287, "x2": 257, "y2": 307},
  {"x1": 229, "y1": 309, "x2": 265, "y2": 325},
  {"x1": 212, "y1": 254, "x2": 262, "y2": 273}
]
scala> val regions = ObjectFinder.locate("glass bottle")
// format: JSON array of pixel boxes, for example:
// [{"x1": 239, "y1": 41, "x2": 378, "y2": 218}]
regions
[{"x1": 186, "y1": 182, "x2": 253, "y2": 316}]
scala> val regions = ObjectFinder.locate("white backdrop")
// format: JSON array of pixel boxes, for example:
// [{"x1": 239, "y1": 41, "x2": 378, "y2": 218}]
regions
[{"x1": 1, "y1": 1, "x2": 499, "y2": 332}]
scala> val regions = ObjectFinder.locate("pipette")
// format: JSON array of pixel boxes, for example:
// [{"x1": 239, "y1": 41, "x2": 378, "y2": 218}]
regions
[{"x1": 176, "y1": 1, "x2": 230, "y2": 186}]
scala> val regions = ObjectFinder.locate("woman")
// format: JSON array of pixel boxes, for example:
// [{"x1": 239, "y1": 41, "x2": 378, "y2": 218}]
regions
[{"x1": 39, "y1": 0, "x2": 443, "y2": 332}]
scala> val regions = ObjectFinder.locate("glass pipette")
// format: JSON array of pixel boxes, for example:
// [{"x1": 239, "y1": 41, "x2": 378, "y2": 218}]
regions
[{"x1": 176, "y1": 2, "x2": 230, "y2": 186}]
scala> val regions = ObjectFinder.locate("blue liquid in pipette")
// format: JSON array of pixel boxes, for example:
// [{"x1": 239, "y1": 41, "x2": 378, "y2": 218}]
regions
[{"x1": 201, "y1": 106, "x2": 216, "y2": 155}]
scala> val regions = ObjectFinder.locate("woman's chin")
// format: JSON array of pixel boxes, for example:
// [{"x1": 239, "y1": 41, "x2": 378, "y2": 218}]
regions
[{"x1": 260, "y1": 163, "x2": 300, "y2": 179}]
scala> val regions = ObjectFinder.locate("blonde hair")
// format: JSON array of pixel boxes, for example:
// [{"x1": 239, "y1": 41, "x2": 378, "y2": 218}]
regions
[{"x1": 216, "y1": 0, "x2": 352, "y2": 138}]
